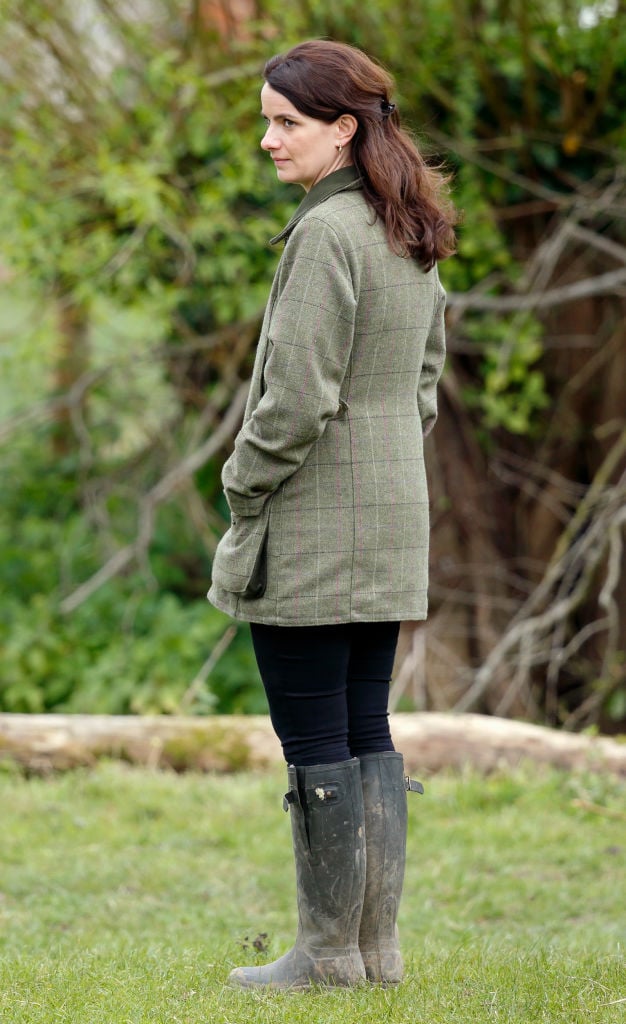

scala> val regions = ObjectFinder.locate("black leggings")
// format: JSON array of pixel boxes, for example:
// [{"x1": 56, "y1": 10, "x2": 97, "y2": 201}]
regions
[{"x1": 250, "y1": 621, "x2": 400, "y2": 766}]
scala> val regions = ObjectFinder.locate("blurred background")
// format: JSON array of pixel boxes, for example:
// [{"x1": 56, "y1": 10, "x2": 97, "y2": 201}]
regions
[{"x1": 0, "y1": 0, "x2": 624, "y2": 731}]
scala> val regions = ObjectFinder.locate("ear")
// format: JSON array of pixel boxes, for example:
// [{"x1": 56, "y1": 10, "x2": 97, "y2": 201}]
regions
[{"x1": 336, "y1": 113, "x2": 358, "y2": 147}]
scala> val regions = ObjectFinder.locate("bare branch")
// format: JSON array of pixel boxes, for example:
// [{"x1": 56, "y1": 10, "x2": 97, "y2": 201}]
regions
[
  {"x1": 598, "y1": 510, "x2": 625, "y2": 679},
  {"x1": 454, "y1": 429, "x2": 626, "y2": 714},
  {"x1": 457, "y1": 507, "x2": 621, "y2": 714},
  {"x1": 0, "y1": 369, "x2": 108, "y2": 445},
  {"x1": 59, "y1": 383, "x2": 249, "y2": 614},
  {"x1": 567, "y1": 224, "x2": 626, "y2": 265},
  {"x1": 428, "y1": 128, "x2": 573, "y2": 207},
  {"x1": 447, "y1": 266, "x2": 626, "y2": 313},
  {"x1": 179, "y1": 624, "x2": 237, "y2": 712}
]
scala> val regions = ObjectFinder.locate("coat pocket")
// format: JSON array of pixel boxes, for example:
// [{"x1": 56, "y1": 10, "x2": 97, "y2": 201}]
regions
[{"x1": 211, "y1": 503, "x2": 270, "y2": 599}]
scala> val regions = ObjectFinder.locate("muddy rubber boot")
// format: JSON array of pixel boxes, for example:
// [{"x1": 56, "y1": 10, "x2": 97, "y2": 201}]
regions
[
  {"x1": 228, "y1": 758, "x2": 367, "y2": 990},
  {"x1": 358, "y1": 751, "x2": 423, "y2": 985}
]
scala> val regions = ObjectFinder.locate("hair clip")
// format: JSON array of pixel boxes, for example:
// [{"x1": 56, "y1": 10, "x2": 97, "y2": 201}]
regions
[{"x1": 381, "y1": 100, "x2": 396, "y2": 117}]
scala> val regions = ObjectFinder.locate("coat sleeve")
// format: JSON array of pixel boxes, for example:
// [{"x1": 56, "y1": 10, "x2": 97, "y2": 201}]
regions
[
  {"x1": 418, "y1": 271, "x2": 446, "y2": 437},
  {"x1": 222, "y1": 216, "x2": 356, "y2": 517}
]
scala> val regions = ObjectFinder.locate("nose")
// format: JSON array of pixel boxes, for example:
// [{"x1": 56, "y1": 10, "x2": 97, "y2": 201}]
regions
[{"x1": 261, "y1": 124, "x2": 279, "y2": 151}]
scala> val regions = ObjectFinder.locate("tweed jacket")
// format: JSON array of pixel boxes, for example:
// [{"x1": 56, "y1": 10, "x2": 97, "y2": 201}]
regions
[{"x1": 208, "y1": 166, "x2": 446, "y2": 625}]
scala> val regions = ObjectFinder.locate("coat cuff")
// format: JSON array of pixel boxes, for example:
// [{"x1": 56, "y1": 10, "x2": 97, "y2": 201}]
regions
[
  {"x1": 226, "y1": 493, "x2": 268, "y2": 518},
  {"x1": 421, "y1": 414, "x2": 437, "y2": 438}
]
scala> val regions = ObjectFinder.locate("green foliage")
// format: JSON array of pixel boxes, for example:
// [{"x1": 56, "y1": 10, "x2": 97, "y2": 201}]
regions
[
  {"x1": 0, "y1": 0, "x2": 624, "y2": 721},
  {"x1": 2, "y1": 0, "x2": 625, "y2": 421},
  {"x1": 463, "y1": 312, "x2": 549, "y2": 434},
  {"x1": 0, "y1": 586, "x2": 264, "y2": 716},
  {"x1": 0, "y1": 7, "x2": 290, "y2": 330},
  {"x1": 0, "y1": 435, "x2": 264, "y2": 716}
]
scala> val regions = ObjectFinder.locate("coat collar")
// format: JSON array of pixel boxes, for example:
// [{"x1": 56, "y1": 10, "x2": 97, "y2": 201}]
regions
[{"x1": 269, "y1": 165, "x2": 363, "y2": 245}]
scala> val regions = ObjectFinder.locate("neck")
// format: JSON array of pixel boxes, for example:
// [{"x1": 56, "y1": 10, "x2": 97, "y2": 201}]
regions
[{"x1": 304, "y1": 150, "x2": 353, "y2": 192}]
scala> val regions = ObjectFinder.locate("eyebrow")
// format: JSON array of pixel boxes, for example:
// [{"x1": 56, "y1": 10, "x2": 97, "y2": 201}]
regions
[{"x1": 260, "y1": 110, "x2": 299, "y2": 120}]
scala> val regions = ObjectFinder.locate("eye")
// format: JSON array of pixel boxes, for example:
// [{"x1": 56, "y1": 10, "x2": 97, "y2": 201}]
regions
[{"x1": 283, "y1": 118, "x2": 296, "y2": 128}]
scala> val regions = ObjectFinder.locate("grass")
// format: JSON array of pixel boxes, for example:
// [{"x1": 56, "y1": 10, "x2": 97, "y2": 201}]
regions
[{"x1": 0, "y1": 760, "x2": 624, "y2": 1023}]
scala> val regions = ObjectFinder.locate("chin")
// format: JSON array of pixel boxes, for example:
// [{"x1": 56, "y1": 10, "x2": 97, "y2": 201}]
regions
[{"x1": 280, "y1": 169, "x2": 307, "y2": 186}]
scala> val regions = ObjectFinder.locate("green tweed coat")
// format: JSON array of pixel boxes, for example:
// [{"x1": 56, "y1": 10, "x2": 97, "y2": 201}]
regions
[{"x1": 208, "y1": 166, "x2": 446, "y2": 625}]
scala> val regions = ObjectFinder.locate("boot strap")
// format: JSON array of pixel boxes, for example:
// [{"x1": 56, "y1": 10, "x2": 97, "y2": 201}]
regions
[
  {"x1": 405, "y1": 776, "x2": 425, "y2": 795},
  {"x1": 285, "y1": 777, "x2": 423, "y2": 806},
  {"x1": 283, "y1": 789, "x2": 299, "y2": 812}
]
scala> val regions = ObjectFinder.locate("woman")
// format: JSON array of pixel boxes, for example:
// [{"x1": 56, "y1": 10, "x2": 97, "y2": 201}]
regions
[{"x1": 208, "y1": 39, "x2": 456, "y2": 990}]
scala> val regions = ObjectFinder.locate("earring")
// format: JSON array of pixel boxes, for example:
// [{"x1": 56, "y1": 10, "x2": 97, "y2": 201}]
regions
[{"x1": 336, "y1": 143, "x2": 343, "y2": 153}]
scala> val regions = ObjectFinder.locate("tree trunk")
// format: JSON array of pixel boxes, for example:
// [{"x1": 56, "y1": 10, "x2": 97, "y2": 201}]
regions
[
  {"x1": 1, "y1": 712, "x2": 624, "y2": 777},
  {"x1": 52, "y1": 295, "x2": 89, "y2": 457},
  {"x1": 393, "y1": 239, "x2": 626, "y2": 731}
]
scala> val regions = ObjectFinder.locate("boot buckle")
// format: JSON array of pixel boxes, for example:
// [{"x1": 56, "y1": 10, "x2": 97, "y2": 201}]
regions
[
  {"x1": 283, "y1": 789, "x2": 298, "y2": 812},
  {"x1": 312, "y1": 784, "x2": 339, "y2": 803},
  {"x1": 405, "y1": 776, "x2": 424, "y2": 795}
]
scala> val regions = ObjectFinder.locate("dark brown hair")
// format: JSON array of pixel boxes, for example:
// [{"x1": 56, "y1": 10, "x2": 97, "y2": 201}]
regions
[{"x1": 264, "y1": 39, "x2": 456, "y2": 270}]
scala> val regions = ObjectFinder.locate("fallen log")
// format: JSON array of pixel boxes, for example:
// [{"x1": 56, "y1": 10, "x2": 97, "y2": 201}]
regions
[{"x1": 0, "y1": 712, "x2": 624, "y2": 777}]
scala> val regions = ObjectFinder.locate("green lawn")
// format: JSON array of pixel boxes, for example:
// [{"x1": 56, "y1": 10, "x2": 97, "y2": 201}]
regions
[{"x1": 0, "y1": 761, "x2": 624, "y2": 1022}]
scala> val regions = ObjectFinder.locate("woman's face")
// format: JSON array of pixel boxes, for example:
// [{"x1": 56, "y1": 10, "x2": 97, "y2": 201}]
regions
[{"x1": 260, "y1": 83, "x2": 352, "y2": 192}]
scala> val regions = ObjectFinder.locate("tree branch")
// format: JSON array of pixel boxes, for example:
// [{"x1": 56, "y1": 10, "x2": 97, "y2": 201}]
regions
[
  {"x1": 447, "y1": 266, "x2": 626, "y2": 313},
  {"x1": 59, "y1": 383, "x2": 248, "y2": 614},
  {"x1": 454, "y1": 429, "x2": 626, "y2": 714}
]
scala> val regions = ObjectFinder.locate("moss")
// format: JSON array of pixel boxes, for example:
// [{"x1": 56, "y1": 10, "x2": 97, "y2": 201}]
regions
[{"x1": 161, "y1": 724, "x2": 253, "y2": 773}]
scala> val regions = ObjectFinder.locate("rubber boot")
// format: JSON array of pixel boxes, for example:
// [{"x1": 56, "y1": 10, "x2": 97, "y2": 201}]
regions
[
  {"x1": 228, "y1": 757, "x2": 367, "y2": 990},
  {"x1": 358, "y1": 751, "x2": 423, "y2": 985}
]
